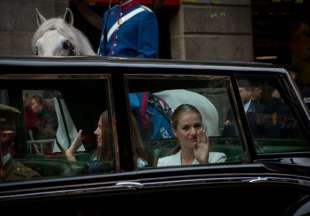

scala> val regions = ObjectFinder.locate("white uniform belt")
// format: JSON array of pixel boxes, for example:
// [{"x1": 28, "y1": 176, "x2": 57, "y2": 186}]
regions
[{"x1": 107, "y1": 7, "x2": 145, "y2": 42}]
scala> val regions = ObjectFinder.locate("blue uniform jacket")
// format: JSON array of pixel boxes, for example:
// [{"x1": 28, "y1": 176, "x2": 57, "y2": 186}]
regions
[
  {"x1": 97, "y1": 2, "x2": 158, "y2": 58},
  {"x1": 129, "y1": 92, "x2": 173, "y2": 141}
]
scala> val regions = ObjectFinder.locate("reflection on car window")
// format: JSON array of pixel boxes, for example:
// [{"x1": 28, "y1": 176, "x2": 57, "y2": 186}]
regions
[
  {"x1": 24, "y1": 91, "x2": 59, "y2": 154},
  {"x1": 0, "y1": 77, "x2": 117, "y2": 182},
  {"x1": 126, "y1": 75, "x2": 245, "y2": 169},
  {"x1": 236, "y1": 76, "x2": 310, "y2": 154}
]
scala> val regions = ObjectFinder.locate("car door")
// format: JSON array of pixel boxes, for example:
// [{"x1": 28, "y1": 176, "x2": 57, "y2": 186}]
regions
[{"x1": 116, "y1": 64, "x2": 310, "y2": 215}]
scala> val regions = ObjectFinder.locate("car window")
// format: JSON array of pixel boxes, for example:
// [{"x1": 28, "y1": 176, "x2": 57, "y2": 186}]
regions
[
  {"x1": 236, "y1": 76, "x2": 310, "y2": 154},
  {"x1": 0, "y1": 75, "x2": 117, "y2": 182},
  {"x1": 126, "y1": 74, "x2": 245, "y2": 169}
]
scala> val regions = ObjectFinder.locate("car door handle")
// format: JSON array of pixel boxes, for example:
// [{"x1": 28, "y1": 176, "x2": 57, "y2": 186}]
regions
[
  {"x1": 246, "y1": 177, "x2": 269, "y2": 183},
  {"x1": 115, "y1": 181, "x2": 144, "y2": 189}
]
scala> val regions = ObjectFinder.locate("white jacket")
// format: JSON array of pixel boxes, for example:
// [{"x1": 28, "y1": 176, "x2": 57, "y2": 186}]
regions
[{"x1": 157, "y1": 151, "x2": 227, "y2": 167}]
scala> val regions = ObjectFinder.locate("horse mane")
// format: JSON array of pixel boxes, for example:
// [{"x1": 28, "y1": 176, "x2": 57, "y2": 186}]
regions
[{"x1": 32, "y1": 17, "x2": 95, "y2": 56}]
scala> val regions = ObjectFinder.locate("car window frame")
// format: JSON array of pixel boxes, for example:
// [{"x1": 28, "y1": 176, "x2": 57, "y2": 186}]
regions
[
  {"x1": 123, "y1": 73, "x2": 246, "y2": 168},
  {"x1": 232, "y1": 70, "x2": 310, "y2": 160},
  {"x1": 0, "y1": 73, "x2": 121, "y2": 173}
]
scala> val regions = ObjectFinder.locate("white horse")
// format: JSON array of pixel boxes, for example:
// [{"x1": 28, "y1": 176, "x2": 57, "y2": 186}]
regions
[{"x1": 32, "y1": 8, "x2": 95, "y2": 56}]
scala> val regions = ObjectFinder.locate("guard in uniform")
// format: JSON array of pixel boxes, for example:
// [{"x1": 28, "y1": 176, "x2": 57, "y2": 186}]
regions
[
  {"x1": 97, "y1": 0, "x2": 158, "y2": 58},
  {"x1": 0, "y1": 104, "x2": 40, "y2": 181}
]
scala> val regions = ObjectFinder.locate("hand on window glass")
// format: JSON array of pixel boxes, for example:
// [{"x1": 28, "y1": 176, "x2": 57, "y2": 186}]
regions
[{"x1": 194, "y1": 129, "x2": 209, "y2": 164}]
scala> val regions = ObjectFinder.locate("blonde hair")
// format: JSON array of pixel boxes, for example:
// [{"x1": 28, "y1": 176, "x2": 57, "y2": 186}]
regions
[{"x1": 171, "y1": 104, "x2": 202, "y2": 129}]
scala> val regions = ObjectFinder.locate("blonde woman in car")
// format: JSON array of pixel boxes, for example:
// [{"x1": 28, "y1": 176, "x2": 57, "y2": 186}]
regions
[{"x1": 157, "y1": 104, "x2": 226, "y2": 167}]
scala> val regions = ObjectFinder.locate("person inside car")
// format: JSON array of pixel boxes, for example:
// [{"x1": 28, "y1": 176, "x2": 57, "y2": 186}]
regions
[
  {"x1": 65, "y1": 111, "x2": 151, "y2": 171},
  {"x1": 224, "y1": 80, "x2": 268, "y2": 137},
  {"x1": 65, "y1": 111, "x2": 112, "y2": 168},
  {"x1": 31, "y1": 95, "x2": 58, "y2": 139},
  {"x1": 157, "y1": 104, "x2": 226, "y2": 167},
  {"x1": 23, "y1": 93, "x2": 39, "y2": 141},
  {"x1": 223, "y1": 80, "x2": 253, "y2": 137},
  {"x1": 0, "y1": 104, "x2": 40, "y2": 181},
  {"x1": 266, "y1": 88, "x2": 298, "y2": 138},
  {"x1": 30, "y1": 94, "x2": 58, "y2": 154},
  {"x1": 66, "y1": 111, "x2": 116, "y2": 173}
]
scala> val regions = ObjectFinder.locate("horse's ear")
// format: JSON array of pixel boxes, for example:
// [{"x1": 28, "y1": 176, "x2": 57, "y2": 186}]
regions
[
  {"x1": 64, "y1": 8, "x2": 74, "y2": 26},
  {"x1": 35, "y1": 8, "x2": 47, "y2": 27}
]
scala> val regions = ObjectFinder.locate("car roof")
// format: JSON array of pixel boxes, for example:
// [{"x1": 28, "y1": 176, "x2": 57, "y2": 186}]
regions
[{"x1": 0, "y1": 56, "x2": 286, "y2": 74}]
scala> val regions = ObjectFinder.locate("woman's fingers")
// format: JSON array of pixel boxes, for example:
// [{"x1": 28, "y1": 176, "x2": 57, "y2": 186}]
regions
[
  {"x1": 65, "y1": 149, "x2": 77, "y2": 162},
  {"x1": 71, "y1": 129, "x2": 83, "y2": 148},
  {"x1": 77, "y1": 129, "x2": 83, "y2": 137},
  {"x1": 193, "y1": 128, "x2": 209, "y2": 164},
  {"x1": 197, "y1": 128, "x2": 207, "y2": 145}
]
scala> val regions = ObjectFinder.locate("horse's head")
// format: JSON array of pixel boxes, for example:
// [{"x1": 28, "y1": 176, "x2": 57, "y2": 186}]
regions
[{"x1": 32, "y1": 8, "x2": 95, "y2": 57}]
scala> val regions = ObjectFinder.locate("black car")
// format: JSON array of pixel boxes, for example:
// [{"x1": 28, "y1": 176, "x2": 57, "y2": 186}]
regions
[{"x1": 0, "y1": 57, "x2": 310, "y2": 215}]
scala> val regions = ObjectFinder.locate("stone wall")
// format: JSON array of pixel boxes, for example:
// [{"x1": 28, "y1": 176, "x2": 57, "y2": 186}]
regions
[
  {"x1": 170, "y1": 0, "x2": 253, "y2": 61},
  {"x1": 0, "y1": 0, "x2": 68, "y2": 56},
  {"x1": 0, "y1": 0, "x2": 253, "y2": 60}
]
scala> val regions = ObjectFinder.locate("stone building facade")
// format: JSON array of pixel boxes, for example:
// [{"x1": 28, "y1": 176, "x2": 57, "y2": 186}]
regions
[
  {"x1": 169, "y1": 0, "x2": 253, "y2": 61},
  {"x1": 0, "y1": 0, "x2": 253, "y2": 61},
  {"x1": 0, "y1": 0, "x2": 68, "y2": 56}
]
